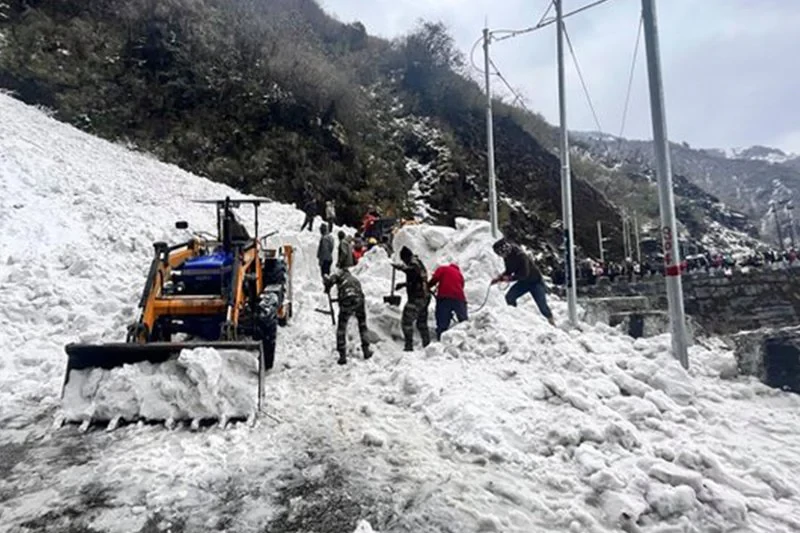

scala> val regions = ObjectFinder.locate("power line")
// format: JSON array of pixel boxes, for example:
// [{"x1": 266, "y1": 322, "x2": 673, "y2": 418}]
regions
[
  {"x1": 488, "y1": 57, "x2": 534, "y2": 113},
  {"x1": 493, "y1": 0, "x2": 612, "y2": 42},
  {"x1": 563, "y1": 22, "x2": 603, "y2": 133},
  {"x1": 618, "y1": 14, "x2": 644, "y2": 141},
  {"x1": 535, "y1": 1, "x2": 555, "y2": 28},
  {"x1": 470, "y1": 35, "x2": 485, "y2": 74},
  {"x1": 470, "y1": 0, "x2": 611, "y2": 76}
]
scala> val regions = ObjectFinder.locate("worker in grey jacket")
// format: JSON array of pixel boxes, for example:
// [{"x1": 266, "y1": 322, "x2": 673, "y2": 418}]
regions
[
  {"x1": 317, "y1": 224, "x2": 335, "y2": 277},
  {"x1": 337, "y1": 230, "x2": 355, "y2": 269}
]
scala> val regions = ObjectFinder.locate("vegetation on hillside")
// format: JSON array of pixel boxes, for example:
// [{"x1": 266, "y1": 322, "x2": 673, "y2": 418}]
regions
[{"x1": 0, "y1": 0, "x2": 624, "y2": 256}]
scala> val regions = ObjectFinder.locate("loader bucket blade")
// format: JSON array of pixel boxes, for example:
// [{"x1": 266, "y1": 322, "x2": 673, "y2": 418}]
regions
[
  {"x1": 62, "y1": 341, "x2": 266, "y2": 426},
  {"x1": 64, "y1": 341, "x2": 261, "y2": 371}
]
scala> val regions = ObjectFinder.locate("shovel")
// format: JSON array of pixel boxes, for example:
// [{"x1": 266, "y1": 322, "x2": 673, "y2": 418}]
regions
[
  {"x1": 314, "y1": 294, "x2": 337, "y2": 326},
  {"x1": 384, "y1": 267, "x2": 401, "y2": 306},
  {"x1": 327, "y1": 292, "x2": 336, "y2": 325}
]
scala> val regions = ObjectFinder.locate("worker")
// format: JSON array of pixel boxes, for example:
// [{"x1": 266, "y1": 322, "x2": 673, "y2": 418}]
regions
[
  {"x1": 325, "y1": 199, "x2": 336, "y2": 224},
  {"x1": 324, "y1": 270, "x2": 373, "y2": 364},
  {"x1": 337, "y1": 230, "x2": 355, "y2": 269},
  {"x1": 316, "y1": 223, "x2": 334, "y2": 277},
  {"x1": 352, "y1": 237, "x2": 366, "y2": 264},
  {"x1": 393, "y1": 246, "x2": 431, "y2": 351},
  {"x1": 362, "y1": 207, "x2": 379, "y2": 239},
  {"x1": 227, "y1": 211, "x2": 250, "y2": 242},
  {"x1": 491, "y1": 238, "x2": 555, "y2": 326},
  {"x1": 380, "y1": 235, "x2": 393, "y2": 256},
  {"x1": 300, "y1": 196, "x2": 317, "y2": 232},
  {"x1": 429, "y1": 262, "x2": 468, "y2": 340}
]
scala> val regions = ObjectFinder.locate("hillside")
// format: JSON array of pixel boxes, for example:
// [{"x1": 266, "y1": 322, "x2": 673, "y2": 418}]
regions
[
  {"x1": 570, "y1": 132, "x2": 764, "y2": 254},
  {"x1": 4, "y1": 93, "x2": 800, "y2": 533},
  {"x1": 0, "y1": 0, "x2": 627, "y2": 259},
  {"x1": 574, "y1": 132, "x2": 800, "y2": 248}
]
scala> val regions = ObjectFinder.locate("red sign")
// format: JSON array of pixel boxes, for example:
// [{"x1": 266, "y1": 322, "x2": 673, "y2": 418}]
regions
[{"x1": 661, "y1": 226, "x2": 681, "y2": 276}]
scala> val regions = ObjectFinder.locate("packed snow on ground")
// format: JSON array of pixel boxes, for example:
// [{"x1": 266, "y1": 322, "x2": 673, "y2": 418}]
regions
[
  {"x1": 2, "y1": 94, "x2": 800, "y2": 533},
  {"x1": 62, "y1": 348, "x2": 260, "y2": 425}
]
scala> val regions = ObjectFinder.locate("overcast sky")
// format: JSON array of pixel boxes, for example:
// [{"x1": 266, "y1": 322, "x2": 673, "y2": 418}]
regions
[{"x1": 320, "y1": 0, "x2": 800, "y2": 154}]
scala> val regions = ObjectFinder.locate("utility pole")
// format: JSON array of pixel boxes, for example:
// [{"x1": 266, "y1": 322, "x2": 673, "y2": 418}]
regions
[
  {"x1": 622, "y1": 215, "x2": 630, "y2": 259},
  {"x1": 642, "y1": 0, "x2": 689, "y2": 369},
  {"x1": 597, "y1": 220, "x2": 605, "y2": 263},
  {"x1": 483, "y1": 28, "x2": 499, "y2": 239},
  {"x1": 634, "y1": 211, "x2": 642, "y2": 263},
  {"x1": 556, "y1": 0, "x2": 578, "y2": 326},
  {"x1": 772, "y1": 202, "x2": 785, "y2": 251},
  {"x1": 787, "y1": 202, "x2": 797, "y2": 249}
]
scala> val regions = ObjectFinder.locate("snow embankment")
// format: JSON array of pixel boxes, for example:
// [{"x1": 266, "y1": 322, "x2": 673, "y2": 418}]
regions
[
  {"x1": 1, "y1": 94, "x2": 800, "y2": 532},
  {"x1": 356, "y1": 223, "x2": 800, "y2": 532},
  {"x1": 0, "y1": 93, "x2": 315, "y2": 422}
]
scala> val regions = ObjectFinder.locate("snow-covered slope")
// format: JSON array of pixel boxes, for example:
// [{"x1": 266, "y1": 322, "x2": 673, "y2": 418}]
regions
[
  {"x1": 2, "y1": 94, "x2": 800, "y2": 532},
  {"x1": 727, "y1": 146, "x2": 797, "y2": 166}
]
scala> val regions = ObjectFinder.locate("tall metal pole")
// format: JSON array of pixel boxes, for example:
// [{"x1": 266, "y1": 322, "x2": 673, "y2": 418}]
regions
[
  {"x1": 773, "y1": 203, "x2": 785, "y2": 251},
  {"x1": 642, "y1": 0, "x2": 689, "y2": 369},
  {"x1": 597, "y1": 220, "x2": 605, "y2": 263},
  {"x1": 788, "y1": 203, "x2": 797, "y2": 249},
  {"x1": 634, "y1": 211, "x2": 642, "y2": 263},
  {"x1": 483, "y1": 28, "x2": 499, "y2": 239},
  {"x1": 622, "y1": 215, "x2": 630, "y2": 258},
  {"x1": 556, "y1": 0, "x2": 578, "y2": 326}
]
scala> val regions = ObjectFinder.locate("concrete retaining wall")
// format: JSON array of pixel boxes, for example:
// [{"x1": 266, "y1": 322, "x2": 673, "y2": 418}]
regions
[{"x1": 575, "y1": 269, "x2": 800, "y2": 334}]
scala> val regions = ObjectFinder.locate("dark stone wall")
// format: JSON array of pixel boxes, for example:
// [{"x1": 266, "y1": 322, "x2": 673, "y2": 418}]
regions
[{"x1": 576, "y1": 268, "x2": 800, "y2": 334}]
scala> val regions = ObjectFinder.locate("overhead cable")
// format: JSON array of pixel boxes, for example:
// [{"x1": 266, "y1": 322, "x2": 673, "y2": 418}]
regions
[{"x1": 563, "y1": 22, "x2": 603, "y2": 133}]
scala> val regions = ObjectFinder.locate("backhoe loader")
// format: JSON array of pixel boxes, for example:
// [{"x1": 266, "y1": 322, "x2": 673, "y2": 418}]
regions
[{"x1": 61, "y1": 197, "x2": 293, "y2": 427}]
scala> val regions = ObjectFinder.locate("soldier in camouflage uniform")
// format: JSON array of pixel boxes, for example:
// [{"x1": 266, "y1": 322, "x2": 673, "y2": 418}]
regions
[
  {"x1": 324, "y1": 269, "x2": 373, "y2": 364},
  {"x1": 393, "y1": 246, "x2": 431, "y2": 351}
]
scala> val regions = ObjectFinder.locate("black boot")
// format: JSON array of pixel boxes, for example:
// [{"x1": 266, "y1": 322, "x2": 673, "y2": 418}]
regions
[
  {"x1": 337, "y1": 351, "x2": 347, "y2": 365},
  {"x1": 362, "y1": 345, "x2": 373, "y2": 360},
  {"x1": 404, "y1": 338, "x2": 413, "y2": 352},
  {"x1": 421, "y1": 330, "x2": 431, "y2": 348}
]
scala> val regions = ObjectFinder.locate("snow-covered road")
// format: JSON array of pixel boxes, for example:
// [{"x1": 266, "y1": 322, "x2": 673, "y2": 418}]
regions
[{"x1": 2, "y1": 94, "x2": 800, "y2": 532}]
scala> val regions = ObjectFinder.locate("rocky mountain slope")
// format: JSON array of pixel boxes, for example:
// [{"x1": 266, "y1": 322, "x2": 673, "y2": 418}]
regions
[
  {"x1": 574, "y1": 132, "x2": 800, "y2": 247},
  {"x1": 1, "y1": 0, "x2": 784, "y2": 259},
  {"x1": 0, "y1": 0, "x2": 623, "y2": 258}
]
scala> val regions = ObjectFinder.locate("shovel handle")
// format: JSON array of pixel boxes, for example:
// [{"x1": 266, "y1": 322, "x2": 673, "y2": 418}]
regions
[{"x1": 327, "y1": 292, "x2": 336, "y2": 326}]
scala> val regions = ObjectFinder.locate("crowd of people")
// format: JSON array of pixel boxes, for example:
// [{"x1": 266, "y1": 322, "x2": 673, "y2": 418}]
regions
[
  {"x1": 317, "y1": 232, "x2": 554, "y2": 364},
  {"x1": 548, "y1": 248, "x2": 800, "y2": 287}
]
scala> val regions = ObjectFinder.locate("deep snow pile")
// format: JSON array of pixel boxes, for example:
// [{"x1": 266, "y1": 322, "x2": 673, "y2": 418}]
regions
[
  {"x1": 0, "y1": 93, "x2": 308, "y2": 425},
  {"x1": 2, "y1": 94, "x2": 800, "y2": 533},
  {"x1": 62, "y1": 348, "x2": 260, "y2": 424}
]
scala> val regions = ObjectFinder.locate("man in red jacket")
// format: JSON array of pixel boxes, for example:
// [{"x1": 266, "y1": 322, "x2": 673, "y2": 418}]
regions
[{"x1": 429, "y1": 263, "x2": 468, "y2": 340}]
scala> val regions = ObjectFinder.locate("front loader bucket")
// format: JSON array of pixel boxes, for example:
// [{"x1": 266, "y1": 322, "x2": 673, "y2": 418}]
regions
[{"x1": 62, "y1": 341, "x2": 266, "y2": 427}]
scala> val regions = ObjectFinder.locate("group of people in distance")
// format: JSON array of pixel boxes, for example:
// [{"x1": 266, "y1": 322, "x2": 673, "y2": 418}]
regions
[{"x1": 318, "y1": 228, "x2": 554, "y2": 364}]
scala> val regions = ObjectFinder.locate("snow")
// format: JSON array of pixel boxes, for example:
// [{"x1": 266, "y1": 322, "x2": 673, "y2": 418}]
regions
[
  {"x1": 393, "y1": 114, "x2": 448, "y2": 222},
  {"x1": 3, "y1": 94, "x2": 800, "y2": 532},
  {"x1": 62, "y1": 348, "x2": 260, "y2": 423},
  {"x1": 727, "y1": 146, "x2": 797, "y2": 165}
]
